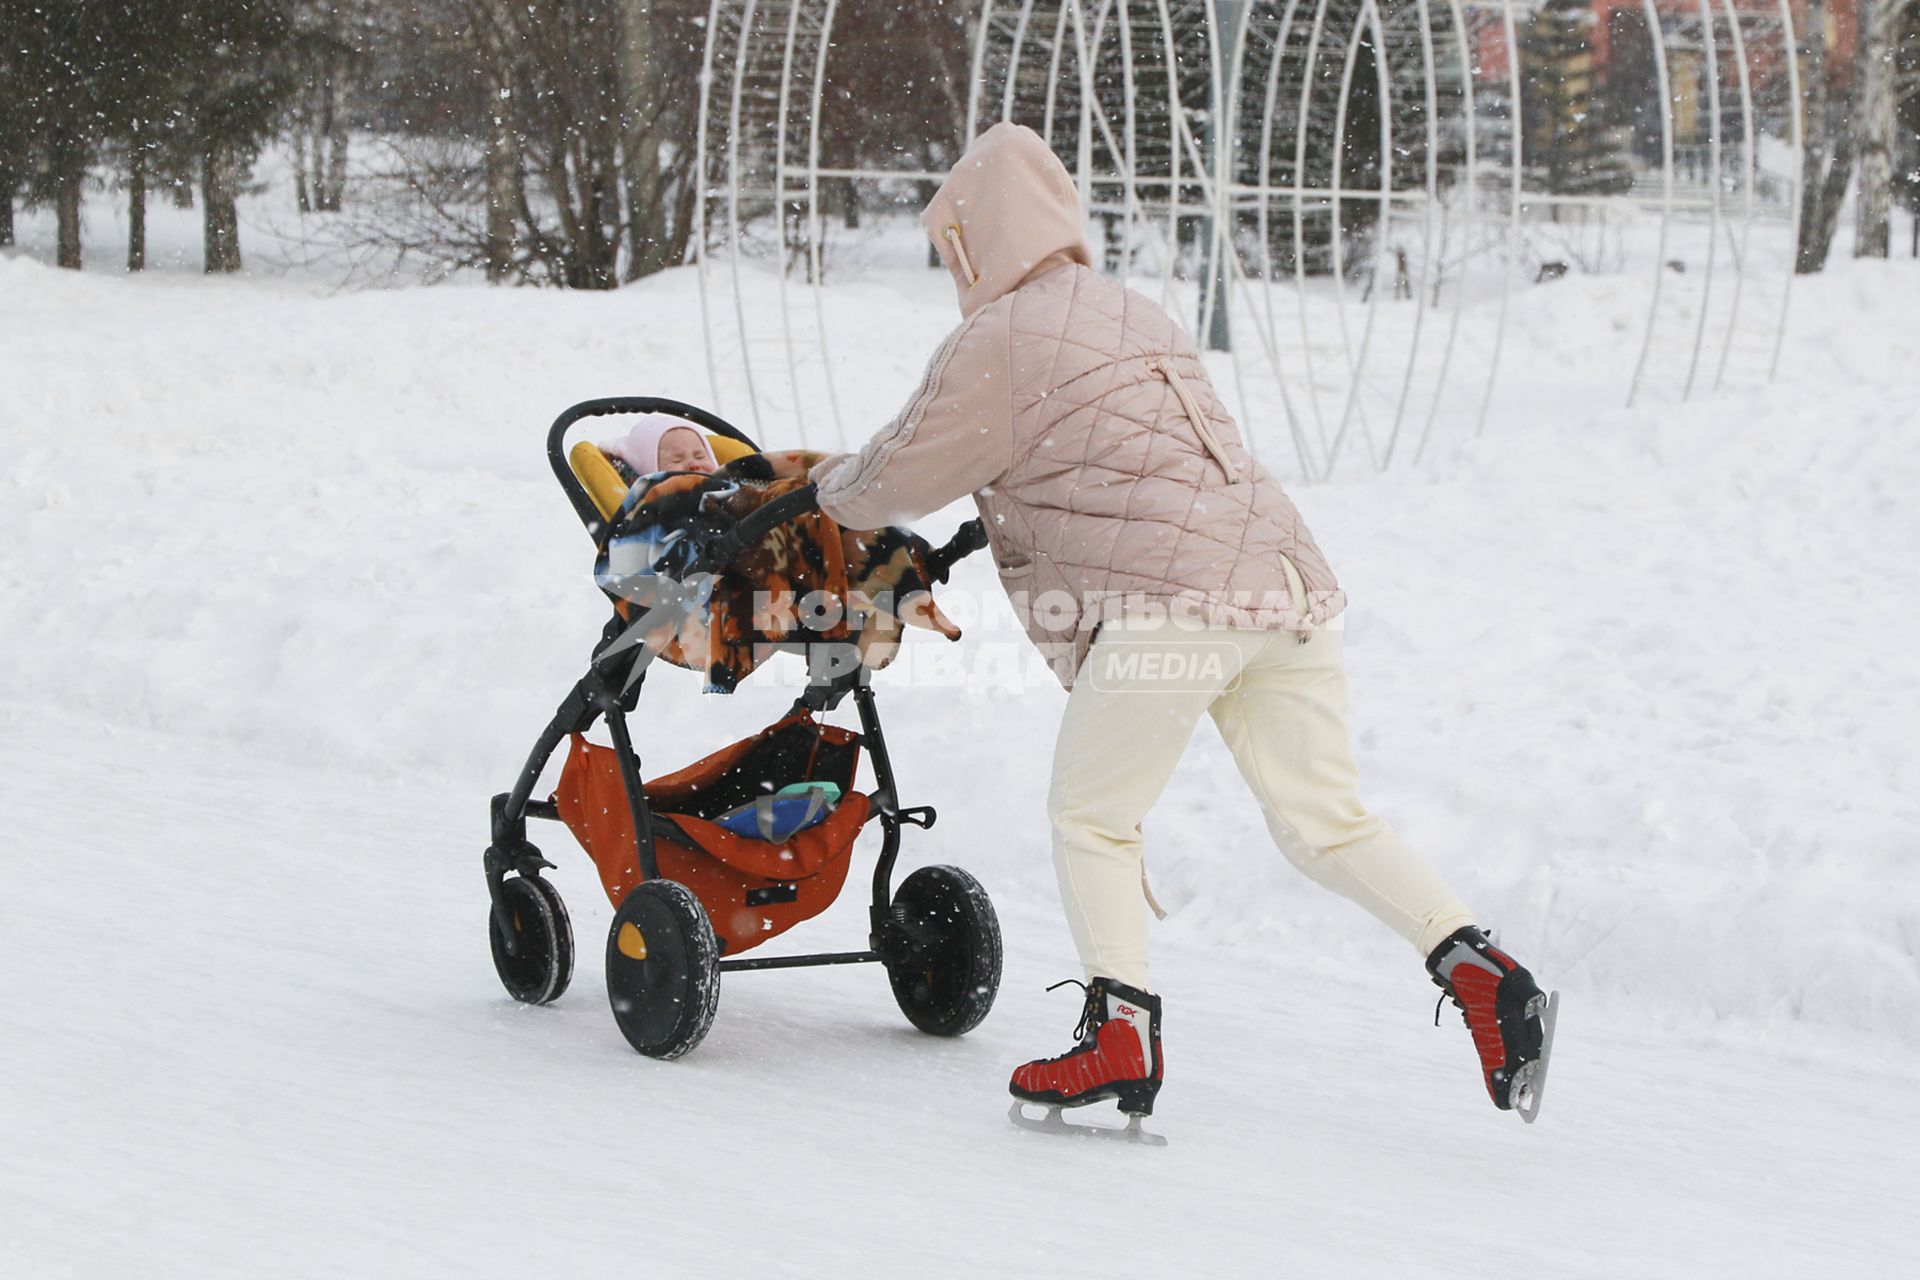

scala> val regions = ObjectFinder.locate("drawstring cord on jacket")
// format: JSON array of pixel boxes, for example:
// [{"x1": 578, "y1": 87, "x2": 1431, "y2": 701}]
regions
[
  {"x1": 1151, "y1": 359, "x2": 1242, "y2": 484},
  {"x1": 1141, "y1": 864, "x2": 1168, "y2": 920},
  {"x1": 943, "y1": 224, "x2": 980, "y2": 288}
]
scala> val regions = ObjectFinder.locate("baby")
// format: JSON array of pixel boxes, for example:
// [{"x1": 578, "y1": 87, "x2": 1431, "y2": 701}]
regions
[{"x1": 601, "y1": 419, "x2": 719, "y2": 479}]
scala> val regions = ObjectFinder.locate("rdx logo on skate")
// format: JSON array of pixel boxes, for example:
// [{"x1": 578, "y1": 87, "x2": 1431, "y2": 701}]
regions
[{"x1": 1086, "y1": 642, "x2": 1239, "y2": 694}]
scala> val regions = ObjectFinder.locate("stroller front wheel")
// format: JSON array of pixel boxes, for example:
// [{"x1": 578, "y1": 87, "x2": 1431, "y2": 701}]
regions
[
  {"x1": 605, "y1": 880, "x2": 722, "y2": 1059},
  {"x1": 885, "y1": 865, "x2": 1003, "y2": 1037},
  {"x1": 489, "y1": 874, "x2": 575, "y2": 1006}
]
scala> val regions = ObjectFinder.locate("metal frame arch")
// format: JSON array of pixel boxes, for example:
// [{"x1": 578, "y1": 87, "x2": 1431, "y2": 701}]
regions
[
  {"x1": 966, "y1": 0, "x2": 998, "y2": 141},
  {"x1": 723, "y1": 0, "x2": 764, "y2": 436},
  {"x1": 1204, "y1": 3, "x2": 1295, "y2": 472},
  {"x1": 805, "y1": 0, "x2": 844, "y2": 444},
  {"x1": 1289, "y1": 1, "x2": 1337, "y2": 458},
  {"x1": 1682, "y1": 0, "x2": 1727, "y2": 401},
  {"x1": 1151, "y1": 0, "x2": 1188, "y2": 317},
  {"x1": 1475, "y1": 0, "x2": 1524, "y2": 437},
  {"x1": 1412, "y1": 0, "x2": 1479, "y2": 466},
  {"x1": 1771, "y1": 0, "x2": 1804, "y2": 380},
  {"x1": 695, "y1": 1, "x2": 1804, "y2": 476},
  {"x1": 694, "y1": 2, "x2": 726, "y2": 415},
  {"x1": 1626, "y1": 0, "x2": 1679, "y2": 409},
  {"x1": 772, "y1": 0, "x2": 807, "y2": 445},
  {"x1": 1193, "y1": 0, "x2": 1231, "y2": 353},
  {"x1": 1115, "y1": 0, "x2": 1143, "y2": 291},
  {"x1": 1711, "y1": 0, "x2": 1760, "y2": 394},
  {"x1": 1382, "y1": 0, "x2": 1443, "y2": 468},
  {"x1": 1003, "y1": 0, "x2": 1041, "y2": 122},
  {"x1": 1249, "y1": 0, "x2": 1325, "y2": 479},
  {"x1": 1323, "y1": 0, "x2": 1394, "y2": 477}
]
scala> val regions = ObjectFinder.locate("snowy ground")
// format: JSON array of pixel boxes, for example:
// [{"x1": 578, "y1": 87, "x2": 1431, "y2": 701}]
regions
[{"x1": 5, "y1": 178, "x2": 1919, "y2": 1276}]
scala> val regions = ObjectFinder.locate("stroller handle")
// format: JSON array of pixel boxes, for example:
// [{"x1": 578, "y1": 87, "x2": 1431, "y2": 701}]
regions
[
  {"x1": 681, "y1": 483, "x2": 821, "y2": 577},
  {"x1": 547, "y1": 397, "x2": 761, "y2": 537}
]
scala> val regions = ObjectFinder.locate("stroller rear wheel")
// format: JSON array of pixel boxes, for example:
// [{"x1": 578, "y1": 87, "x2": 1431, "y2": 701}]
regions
[
  {"x1": 489, "y1": 874, "x2": 574, "y2": 1006},
  {"x1": 885, "y1": 865, "x2": 1002, "y2": 1037},
  {"x1": 605, "y1": 880, "x2": 722, "y2": 1059}
]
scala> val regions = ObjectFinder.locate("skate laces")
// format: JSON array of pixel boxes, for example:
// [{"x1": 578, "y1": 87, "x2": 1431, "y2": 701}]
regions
[
  {"x1": 1429, "y1": 931, "x2": 1491, "y2": 1027},
  {"x1": 1044, "y1": 979, "x2": 1099, "y2": 1042}
]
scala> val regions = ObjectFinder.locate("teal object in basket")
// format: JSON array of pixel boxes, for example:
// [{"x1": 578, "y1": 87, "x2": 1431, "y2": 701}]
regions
[{"x1": 713, "y1": 782, "x2": 843, "y2": 842}]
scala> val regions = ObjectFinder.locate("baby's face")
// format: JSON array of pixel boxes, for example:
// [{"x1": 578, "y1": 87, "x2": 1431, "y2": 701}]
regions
[{"x1": 657, "y1": 427, "x2": 715, "y2": 474}]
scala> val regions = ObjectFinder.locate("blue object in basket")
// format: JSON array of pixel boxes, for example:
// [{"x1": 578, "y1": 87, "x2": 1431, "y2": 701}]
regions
[{"x1": 714, "y1": 782, "x2": 843, "y2": 843}]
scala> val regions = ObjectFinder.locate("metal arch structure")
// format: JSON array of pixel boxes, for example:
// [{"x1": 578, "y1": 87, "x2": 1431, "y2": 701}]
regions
[
  {"x1": 694, "y1": 0, "x2": 844, "y2": 448},
  {"x1": 1619, "y1": 0, "x2": 1805, "y2": 404},
  {"x1": 695, "y1": 1, "x2": 1804, "y2": 481}
]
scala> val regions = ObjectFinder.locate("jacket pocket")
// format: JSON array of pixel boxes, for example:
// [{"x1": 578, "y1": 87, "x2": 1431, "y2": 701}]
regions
[
  {"x1": 1152, "y1": 359, "x2": 1242, "y2": 484},
  {"x1": 994, "y1": 551, "x2": 1036, "y2": 578},
  {"x1": 977, "y1": 491, "x2": 1035, "y2": 577},
  {"x1": 1276, "y1": 549, "x2": 1316, "y2": 632}
]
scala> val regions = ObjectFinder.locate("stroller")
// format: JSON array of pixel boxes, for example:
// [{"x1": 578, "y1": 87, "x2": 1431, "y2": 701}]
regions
[{"x1": 482, "y1": 397, "x2": 1003, "y2": 1059}]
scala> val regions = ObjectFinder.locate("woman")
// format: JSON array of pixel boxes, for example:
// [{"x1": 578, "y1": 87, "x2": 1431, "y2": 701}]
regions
[{"x1": 810, "y1": 124, "x2": 1551, "y2": 1125}]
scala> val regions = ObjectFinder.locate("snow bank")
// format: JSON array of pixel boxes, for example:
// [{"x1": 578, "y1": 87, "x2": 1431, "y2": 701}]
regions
[{"x1": 4, "y1": 228, "x2": 1917, "y2": 1053}]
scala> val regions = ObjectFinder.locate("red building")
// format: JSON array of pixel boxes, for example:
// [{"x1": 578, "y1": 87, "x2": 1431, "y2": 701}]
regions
[{"x1": 1472, "y1": 0, "x2": 1854, "y2": 89}]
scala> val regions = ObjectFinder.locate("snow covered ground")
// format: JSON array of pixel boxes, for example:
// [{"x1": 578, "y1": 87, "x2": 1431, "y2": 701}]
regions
[{"x1": 5, "y1": 181, "x2": 1919, "y2": 1276}]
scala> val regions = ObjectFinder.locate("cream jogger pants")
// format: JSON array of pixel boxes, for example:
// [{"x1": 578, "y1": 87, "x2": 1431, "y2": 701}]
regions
[{"x1": 1047, "y1": 593, "x2": 1476, "y2": 991}]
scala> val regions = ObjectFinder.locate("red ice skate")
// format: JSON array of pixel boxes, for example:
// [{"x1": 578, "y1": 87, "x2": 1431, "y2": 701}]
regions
[
  {"x1": 1008, "y1": 977, "x2": 1164, "y2": 1145},
  {"x1": 1426, "y1": 926, "x2": 1559, "y2": 1122}
]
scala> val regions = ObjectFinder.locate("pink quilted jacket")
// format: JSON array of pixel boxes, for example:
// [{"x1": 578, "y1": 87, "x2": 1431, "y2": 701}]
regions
[{"x1": 811, "y1": 123, "x2": 1345, "y2": 687}]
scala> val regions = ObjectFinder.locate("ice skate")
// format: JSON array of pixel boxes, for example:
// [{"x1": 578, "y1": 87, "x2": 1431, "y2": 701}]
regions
[
  {"x1": 1426, "y1": 926, "x2": 1559, "y2": 1123},
  {"x1": 1007, "y1": 977, "x2": 1166, "y2": 1146}
]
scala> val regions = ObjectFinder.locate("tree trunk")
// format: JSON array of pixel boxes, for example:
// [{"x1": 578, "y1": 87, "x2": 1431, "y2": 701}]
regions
[
  {"x1": 1797, "y1": 5, "x2": 1856, "y2": 273},
  {"x1": 203, "y1": 141, "x2": 243, "y2": 273},
  {"x1": 586, "y1": 159, "x2": 621, "y2": 289},
  {"x1": 320, "y1": 82, "x2": 349, "y2": 213},
  {"x1": 56, "y1": 159, "x2": 84, "y2": 270},
  {"x1": 128, "y1": 154, "x2": 147, "y2": 272},
  {"x1": 1855, "y1": 0, "x2": 1896, "y2": 257},
  {"x1": 1800, "y1": 132, "x2": 1855, "y2": 271},
  {"x1": 293, "y1": 106, "x2": 313, "y2": 214},
  {"x1": 0, "y1": 167, "x2": 15, "y2": 247},
  {"x1": 620, "y1": 0, "x2": 674, "y2": 282},
  {"x1": 485, "y1": 103, "x2": 517, "y2": 281}
]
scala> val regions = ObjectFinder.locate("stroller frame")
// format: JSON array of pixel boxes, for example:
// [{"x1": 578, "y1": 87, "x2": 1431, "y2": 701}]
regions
[{"x1": 483, "y1": 398, "x2": 999, "y2": 1056}]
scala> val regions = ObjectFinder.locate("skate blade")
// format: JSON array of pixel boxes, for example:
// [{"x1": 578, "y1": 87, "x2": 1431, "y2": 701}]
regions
[
  {"x1": 1007, "y1": 1100, "x2": 1167, "y2": 1147},
  {"x1": 1512, "y1": 990, "x2": 1560, "y2": 1125}
]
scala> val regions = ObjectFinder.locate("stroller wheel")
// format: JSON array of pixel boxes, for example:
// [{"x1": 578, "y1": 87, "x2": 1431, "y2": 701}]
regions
[
  {"x1": 488, "y1": 875, "x2": 574, "y2": 1006},
  {"x1": 885, "y1": 865, "x2": 1003, "y2": 1037},
  {"x1": 605, "y1": 881, "x2": 721, "y2": 1059}
]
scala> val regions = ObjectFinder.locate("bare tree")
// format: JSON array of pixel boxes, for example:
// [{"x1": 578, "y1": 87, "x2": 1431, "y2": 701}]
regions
[
  {"x1": 2, "y1": 1, "x2": 140, "y2": 269},
  {"x1": 339, "y1": 0, "x2": 703, "y2": 287},
  {"x1": 470, "y1": 0, "x2": 631, "y2": 288},
  {"x1": 484, "y1": 77, "x2": 520, "y2": 281},
  {"x1": 1858, "y1": 0, "x2": 1900, "y2": 257},
  {"x1": 0, "y1": 27, "x2": 22, "y2": 248},
  {"x1": 291, "y1": 2, "x2": 362, "y2": 214},
  {"x1": 618, "y1": 0, "x2": 703, "y2": 282},
  {"x1": 1798, "y1": 0, "x2": 1857, "y2": 273},
  {"x1": 1894, "y1": 0, "x2": 1920, "y2": 254},
  {"x1": 806, "y1": 0, "x2": 974, "y2": 270}
]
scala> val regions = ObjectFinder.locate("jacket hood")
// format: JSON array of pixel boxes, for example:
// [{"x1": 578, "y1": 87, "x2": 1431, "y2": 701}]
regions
[{"x1": 921, "y1": 123, "x2": 1093, "y2": 319}]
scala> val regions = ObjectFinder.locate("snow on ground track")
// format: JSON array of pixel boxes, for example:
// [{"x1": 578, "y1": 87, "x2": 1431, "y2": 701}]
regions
[
  {"x1": 5, "y1": 704, "x2": 1915, "y2": 1277},
  {"x1": 6, "y1": 197, "x2": 1920, "y2": 1273}
]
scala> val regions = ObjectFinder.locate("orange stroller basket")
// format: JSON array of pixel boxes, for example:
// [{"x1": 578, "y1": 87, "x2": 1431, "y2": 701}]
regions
[
  {"x1": 554, "y1": 714, "x2": 871, "y2": 957},
  {"x1": 481, "y1": 397, "x2": 1001, "y2": 1059}
]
